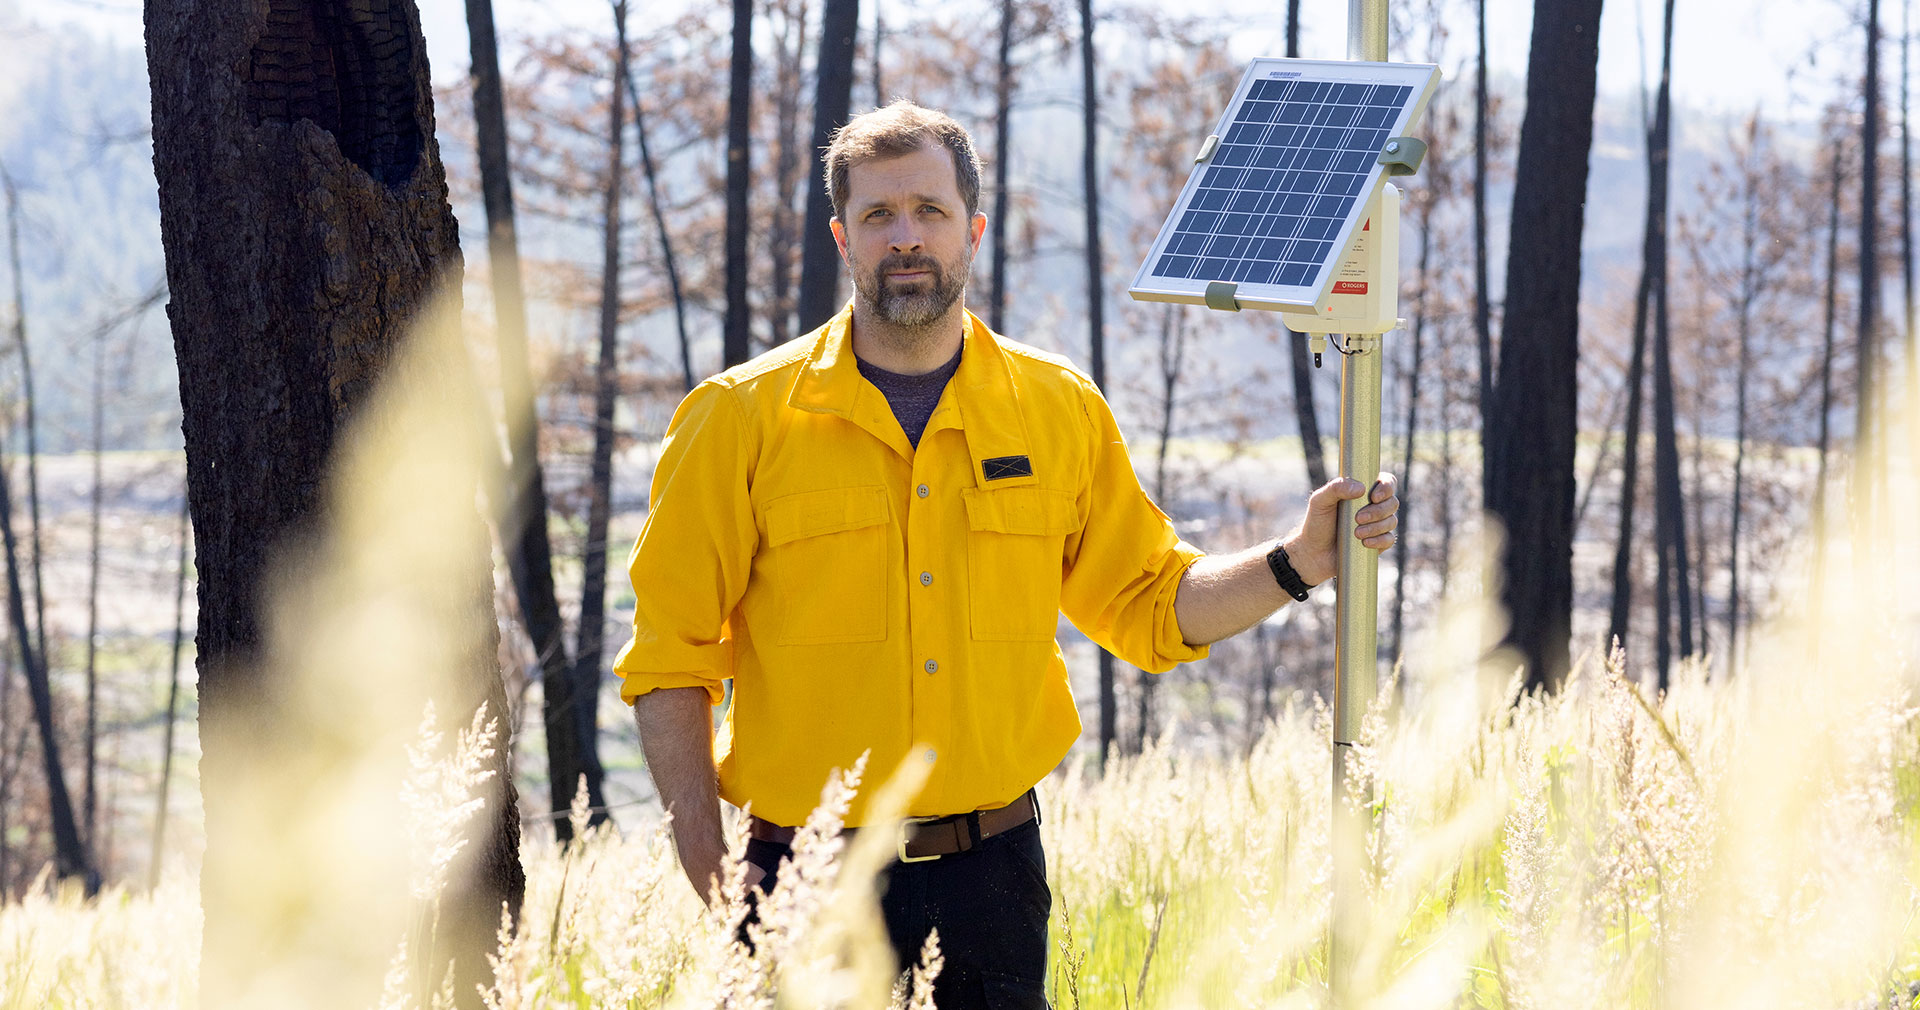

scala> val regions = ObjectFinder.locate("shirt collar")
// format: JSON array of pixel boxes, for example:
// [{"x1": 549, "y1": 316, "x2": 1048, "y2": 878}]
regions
[{"x1": 788, "y1": 304, "x2": 1035, "y2": 484}]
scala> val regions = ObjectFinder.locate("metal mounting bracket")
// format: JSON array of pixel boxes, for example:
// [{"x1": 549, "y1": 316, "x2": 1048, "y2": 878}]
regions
[
  {"x1": 1204, "y1": 280, "x2": 1241, "y2": 312},
  {"x1": 1377, "y1": 136, "x2": 1428, "y2": 177},
  {"x1": 1194, "y1": 134, "x2": 1221, "y2": 164}
]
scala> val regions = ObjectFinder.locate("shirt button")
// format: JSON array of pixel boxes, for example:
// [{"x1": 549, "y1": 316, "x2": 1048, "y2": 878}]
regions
[
  {"x1": 924, "y1": 659, "x2": 939, "y2": 673},
  {"x1": 916, "y1": 484, "x2": 930, "y2": 498},
  {"x1": 920, "y1": 571, "x2": 933, "y2": 586},
  {"x1": 924, "y1": 748, "x2": 937, "y2": 763}
]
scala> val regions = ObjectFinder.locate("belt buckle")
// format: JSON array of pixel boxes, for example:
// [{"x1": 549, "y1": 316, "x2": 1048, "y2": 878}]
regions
[{"x1": 897, "y1": 815, "x2": 944, "y2": 863}]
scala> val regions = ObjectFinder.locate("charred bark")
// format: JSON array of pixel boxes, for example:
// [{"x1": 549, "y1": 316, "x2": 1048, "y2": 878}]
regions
[
  {"x1": 1905, "y1": 0, "x2": 1918, "y2": 496},
  {"x1": 1728, "y1": 137, "x2": 1757, "y2": 676},
  {"x1": 1142, "y1": 304, "x2": 1187, "y2": 748},
  {"x1": 1484, "y1": 0, "x2": 1604, "y2": 691},
  {"x1": 767, "y1": 5, "x2": 806, "y2": 348},
  {"x1": 84, "y1": 311, "x2": 103, "y2": 853},
  {"x1": 0, "y1": 166, "x2": 48, "y2": 679},
  {"x1": 1605, "y1": 0, "x2": 1672, "y2": 656},
  {"x1": 799, "y1": 0, "x2": 860, "y2": 334},
  {"x1": 623, "y1": 65, "x2": 694, "y2": 391},
  {"x1": 1651, "y1": 247, "x2": 1694, "y2": 684},
  {"x1": 1080, "y1": 0, "x2": 1120, "y2": 764},
  {"x1": 1283, "y1": 2, "x2": 1327, "y2": 490},
  {"x1": 464, "y1": 0, "x2": 595, "y2": 837},
  {"x1": 1473, "y1": 0, "x2": 1493, "y2": 441},
  {"x1": 146, "y1": 0, "x2": 521, "y2": 1001},
  {"x1": 871, "y1": 0, "x2": 885, "y2": 105},
  {"x1": 0, "y1": 426, "x2": 90, "y2": 887},
  {"x1": 1815, "y1": 133, "x2": 1845, "y2": 586},
  {"x1": 1390, "y1": 201, "x2": 1432, "y2": 663},
  {"x1": 151, "y1": 486, "x2": 190, "y2": 890},
  {"x1": 989, "y1": 0, "x2": 1014, "y2": 333},
  {"x1": 724, "y1": 0, "x2": 753, "y2": 368},
  {"x1": 571, "y1": 0, "x2": 632, "y2": 836},
  {"x1": 1858, "y1": 0, "x2": 1884, "y2": 523}
]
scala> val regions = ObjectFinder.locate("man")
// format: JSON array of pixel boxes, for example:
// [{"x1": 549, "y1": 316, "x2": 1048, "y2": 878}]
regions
[{"x1": 614, "y1": 101, "x2": 1398, "y2": 1007}]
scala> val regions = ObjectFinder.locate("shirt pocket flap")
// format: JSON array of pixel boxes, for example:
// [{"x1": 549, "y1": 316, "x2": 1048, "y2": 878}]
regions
[
  {"x1": 961, "y1": 487, "x2": 1081, "y2": 536},
  {"x1": 764, "y1": 486, "x2": 891, "y2": 547}
]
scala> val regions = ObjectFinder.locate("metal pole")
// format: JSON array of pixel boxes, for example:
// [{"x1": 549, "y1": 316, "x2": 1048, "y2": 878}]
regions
[{"x1": 1331, "y1": 1, "x2": 1388, "y2": 1006}]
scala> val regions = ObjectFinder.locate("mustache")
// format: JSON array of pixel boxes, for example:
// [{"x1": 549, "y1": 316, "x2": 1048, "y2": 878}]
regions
[{"x1": 876, "y1": 253, "x2": 941, "y2": 275}]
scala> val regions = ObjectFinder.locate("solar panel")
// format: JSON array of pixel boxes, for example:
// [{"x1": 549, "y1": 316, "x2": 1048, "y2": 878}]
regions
[{"x1": 1128, "y1": 58, "x2": 1439, "y2": 316}]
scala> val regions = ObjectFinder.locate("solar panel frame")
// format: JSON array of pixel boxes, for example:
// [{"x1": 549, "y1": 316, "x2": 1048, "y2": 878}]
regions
[{"x1": 1128, "y1": 58, "x2": 1440, "y2": 314}]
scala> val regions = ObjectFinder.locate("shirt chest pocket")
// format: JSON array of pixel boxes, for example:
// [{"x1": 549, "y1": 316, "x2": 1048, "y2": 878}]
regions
[
  {"x1": 961, "y1": 486, "x2": 1081, "y2": 642},
  {"x1": 762, "y1": 486, "x2": 890, "y2": 645}
]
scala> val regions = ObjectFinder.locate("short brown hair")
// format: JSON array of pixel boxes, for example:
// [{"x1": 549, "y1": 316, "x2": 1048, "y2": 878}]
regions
[{"x1": 824, "y1": 100, "x2": 983, "y2": 220}]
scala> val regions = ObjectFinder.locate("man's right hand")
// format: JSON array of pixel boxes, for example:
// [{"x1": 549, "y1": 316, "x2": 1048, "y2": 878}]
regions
[{"x1": 632, "y1": 686, "x2": 731, "y2": 905}]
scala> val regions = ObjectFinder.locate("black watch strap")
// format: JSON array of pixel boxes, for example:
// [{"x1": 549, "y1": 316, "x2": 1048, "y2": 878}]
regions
[{"x1": 1266, "y1": 543, "x2": 1315, "y2": 602}]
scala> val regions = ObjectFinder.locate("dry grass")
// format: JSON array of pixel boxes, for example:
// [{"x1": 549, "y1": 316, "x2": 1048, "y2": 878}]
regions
[
  {"x1": 6, "y1": 617, "x2": 1916, "y2": 1009},
  {"x1": 3, "y1": 305, "x2": 1917, "y2": 1008}
]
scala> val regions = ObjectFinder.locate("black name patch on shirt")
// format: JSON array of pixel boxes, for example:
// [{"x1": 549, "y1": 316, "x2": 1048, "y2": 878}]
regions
[{"x1": 982, "y1": 455, "x2": 1034, "y2": 481}]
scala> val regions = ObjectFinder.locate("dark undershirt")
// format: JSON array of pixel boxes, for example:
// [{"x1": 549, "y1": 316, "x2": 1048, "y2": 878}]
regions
[{"x1": 856, "y1": 343, "x2": 964, "y2": 448}]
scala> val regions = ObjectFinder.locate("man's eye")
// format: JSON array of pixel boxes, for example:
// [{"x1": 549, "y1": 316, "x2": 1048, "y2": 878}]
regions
[
  {"x1": 866, "y1": 209, "x2": 891, "y2": 221},
  {"x1": 919, "y1": 205, "x2": 944, "y2": 215}
]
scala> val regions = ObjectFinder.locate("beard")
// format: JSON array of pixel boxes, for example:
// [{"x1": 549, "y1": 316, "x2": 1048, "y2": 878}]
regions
[{"x1": 849, "y1": 249, "x2": 971, "y2": 329}]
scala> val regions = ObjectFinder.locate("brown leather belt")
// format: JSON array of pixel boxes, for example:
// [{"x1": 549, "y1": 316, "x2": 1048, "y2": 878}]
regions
[{"x1": 748, "y1": 790, "x2": 1039, "y2": 863}]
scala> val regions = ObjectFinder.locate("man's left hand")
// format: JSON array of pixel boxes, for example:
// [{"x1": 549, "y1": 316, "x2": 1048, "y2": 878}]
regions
[{"x1": 1281, "y1": 473, "x2": 1400, "y2": 587}]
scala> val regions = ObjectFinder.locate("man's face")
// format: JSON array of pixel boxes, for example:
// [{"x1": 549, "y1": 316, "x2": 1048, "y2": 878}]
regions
[{"x1": 832, "y1": 142, "x2": 987, "y2": 329}]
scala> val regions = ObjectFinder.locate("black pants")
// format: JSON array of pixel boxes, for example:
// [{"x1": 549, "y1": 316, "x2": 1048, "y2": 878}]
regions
[{"x1": 741, "y1": 819, "x2": 1052, "y2": 1009}]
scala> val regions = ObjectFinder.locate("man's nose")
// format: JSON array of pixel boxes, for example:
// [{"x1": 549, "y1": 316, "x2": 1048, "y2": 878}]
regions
[{"x1": 888, "y1": 220, "x2": 923, "y2": 254}]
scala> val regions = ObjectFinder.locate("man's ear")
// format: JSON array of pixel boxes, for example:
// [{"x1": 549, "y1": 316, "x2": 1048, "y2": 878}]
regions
[
  {"x1": 970, "y1": 212, "x2": 987, "y2": 254},
  {"x1": 831, "y1": 217, "x2": 848, "y2": 260}
]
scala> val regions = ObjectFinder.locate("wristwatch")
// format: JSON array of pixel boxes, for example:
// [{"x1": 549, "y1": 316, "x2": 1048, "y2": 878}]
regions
[{"x1": 1265, "y1": 542, "x2": 1316, "y2": 602}]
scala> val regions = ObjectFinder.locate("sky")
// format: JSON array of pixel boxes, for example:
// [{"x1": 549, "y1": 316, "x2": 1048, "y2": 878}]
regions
[{"x1": 28, "y1": 0, "x2": 1868, "y2": 126}]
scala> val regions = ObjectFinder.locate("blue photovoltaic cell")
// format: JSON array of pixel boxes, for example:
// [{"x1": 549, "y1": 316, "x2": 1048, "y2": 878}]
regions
[{"x1": 1152, "y1": 78, "x2": 1412, "y2": 289}]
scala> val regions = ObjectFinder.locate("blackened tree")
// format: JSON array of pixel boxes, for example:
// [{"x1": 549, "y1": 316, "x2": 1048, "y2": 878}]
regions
[
  {"x1": 146, "y1": 0, "x2": 522, "y2": 1002},
  {"x1": 1606, "y1": 0, "x2": 1674, "y2": 658},
  {"x1": 725, "y1": 0, "x2": 753, "y2": 367},
  {"x1": 463, "y1": 0, "x2": 603, "y2": 841},
  {"x1": 1284, "y1": 0, "x2": 1327, "y2": 489},
  {"x1": 799, "y1": 0, "x2": 861, "y2": 334},
  {"x1": 1483, "y1": 0, "x2": 1606, "y2": 690}
]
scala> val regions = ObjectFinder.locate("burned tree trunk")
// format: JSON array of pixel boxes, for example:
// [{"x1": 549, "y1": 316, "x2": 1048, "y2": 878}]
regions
[
  {"x1": 464, "y1": 0, "x2": 596, "y2": 835},
  {"x1": 1651, "y1": 241, "x2": 1694, "y2": 684},
  {"x1": 1390, "y1": 199, "x2": 1433, "y2": 663},
  {"x1": 1906, "y1": 0, "x2": 1918, "y2": 452},
  {"x1": 767, "y1": 5, "x2": 806, "y2": 348},
  {"x1": 989, "y1": 0, "x2": 1014, "y2": 333},
  {"x1": 0, "y1": 166, "x2": 49, "y2": 679},
  {"x1": 1283, "y1": 2, "x2": 1327, "y2": 489},
  {"x1": 623, "y1": 65, "x2": 694, "y2": 391},
  {"x1": 0, "y1": 430, "x2": 89, "y2": 887},
  {"x1": 1080, "y1": 0, "x2": 1121, "y2": 764},
  {"x1": 145, "y1": 0, "x2": 521, "y2": 1003},
  {"x1": 571, "y1": 0, "x2": 633, "y2": 835},
  {"x1": 1815, "y1": 132, "x2": 1846, "y2": 585},
  {"x1": 84, "y1": 315, "x2": 104, "y2": 854},
  {"x1": 1473, "y1": 0, "x2": 1494, "y2": 443},
  {"x1": 1483, "y1": 0, "x2": 1605, "y2": 691},
  {"x1": 1606, "y1": 0, "x2": 1673, "y2": 656},
  {"x1": 150, "y1": 488, "x2": 190, "y2": 890},
  {"x1": 799, "y1": 0, "x2": 860, "y2": 334},
  {"x1": 1858, "y1": 0, "x2": 1884, "y2": 524},
  {"x1": 1728, "y1": 152, "x2": 1757, "y2": 677},
  {"x1": 724, "y1": 0, "x2": 753, "y2": 367}
]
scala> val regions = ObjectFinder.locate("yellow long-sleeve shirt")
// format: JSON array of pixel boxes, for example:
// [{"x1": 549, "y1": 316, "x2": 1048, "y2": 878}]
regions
[{"x1": 613, "y1": 306, "x2": 1207, "y2": 826}]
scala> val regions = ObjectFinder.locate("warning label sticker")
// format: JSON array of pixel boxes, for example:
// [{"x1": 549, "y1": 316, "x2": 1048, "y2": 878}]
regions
[{"x1": 1333, "y1": 281, "x2": 1368, "y2": 294}]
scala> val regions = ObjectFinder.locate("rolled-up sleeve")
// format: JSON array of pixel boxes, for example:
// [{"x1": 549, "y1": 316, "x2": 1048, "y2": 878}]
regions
[
  {"x1": 613, "y1": 380, "x2": 757, "y2": 706},
  {"x1": 1057, "y1": 385, "x2": 1209, "y2": 673}
]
